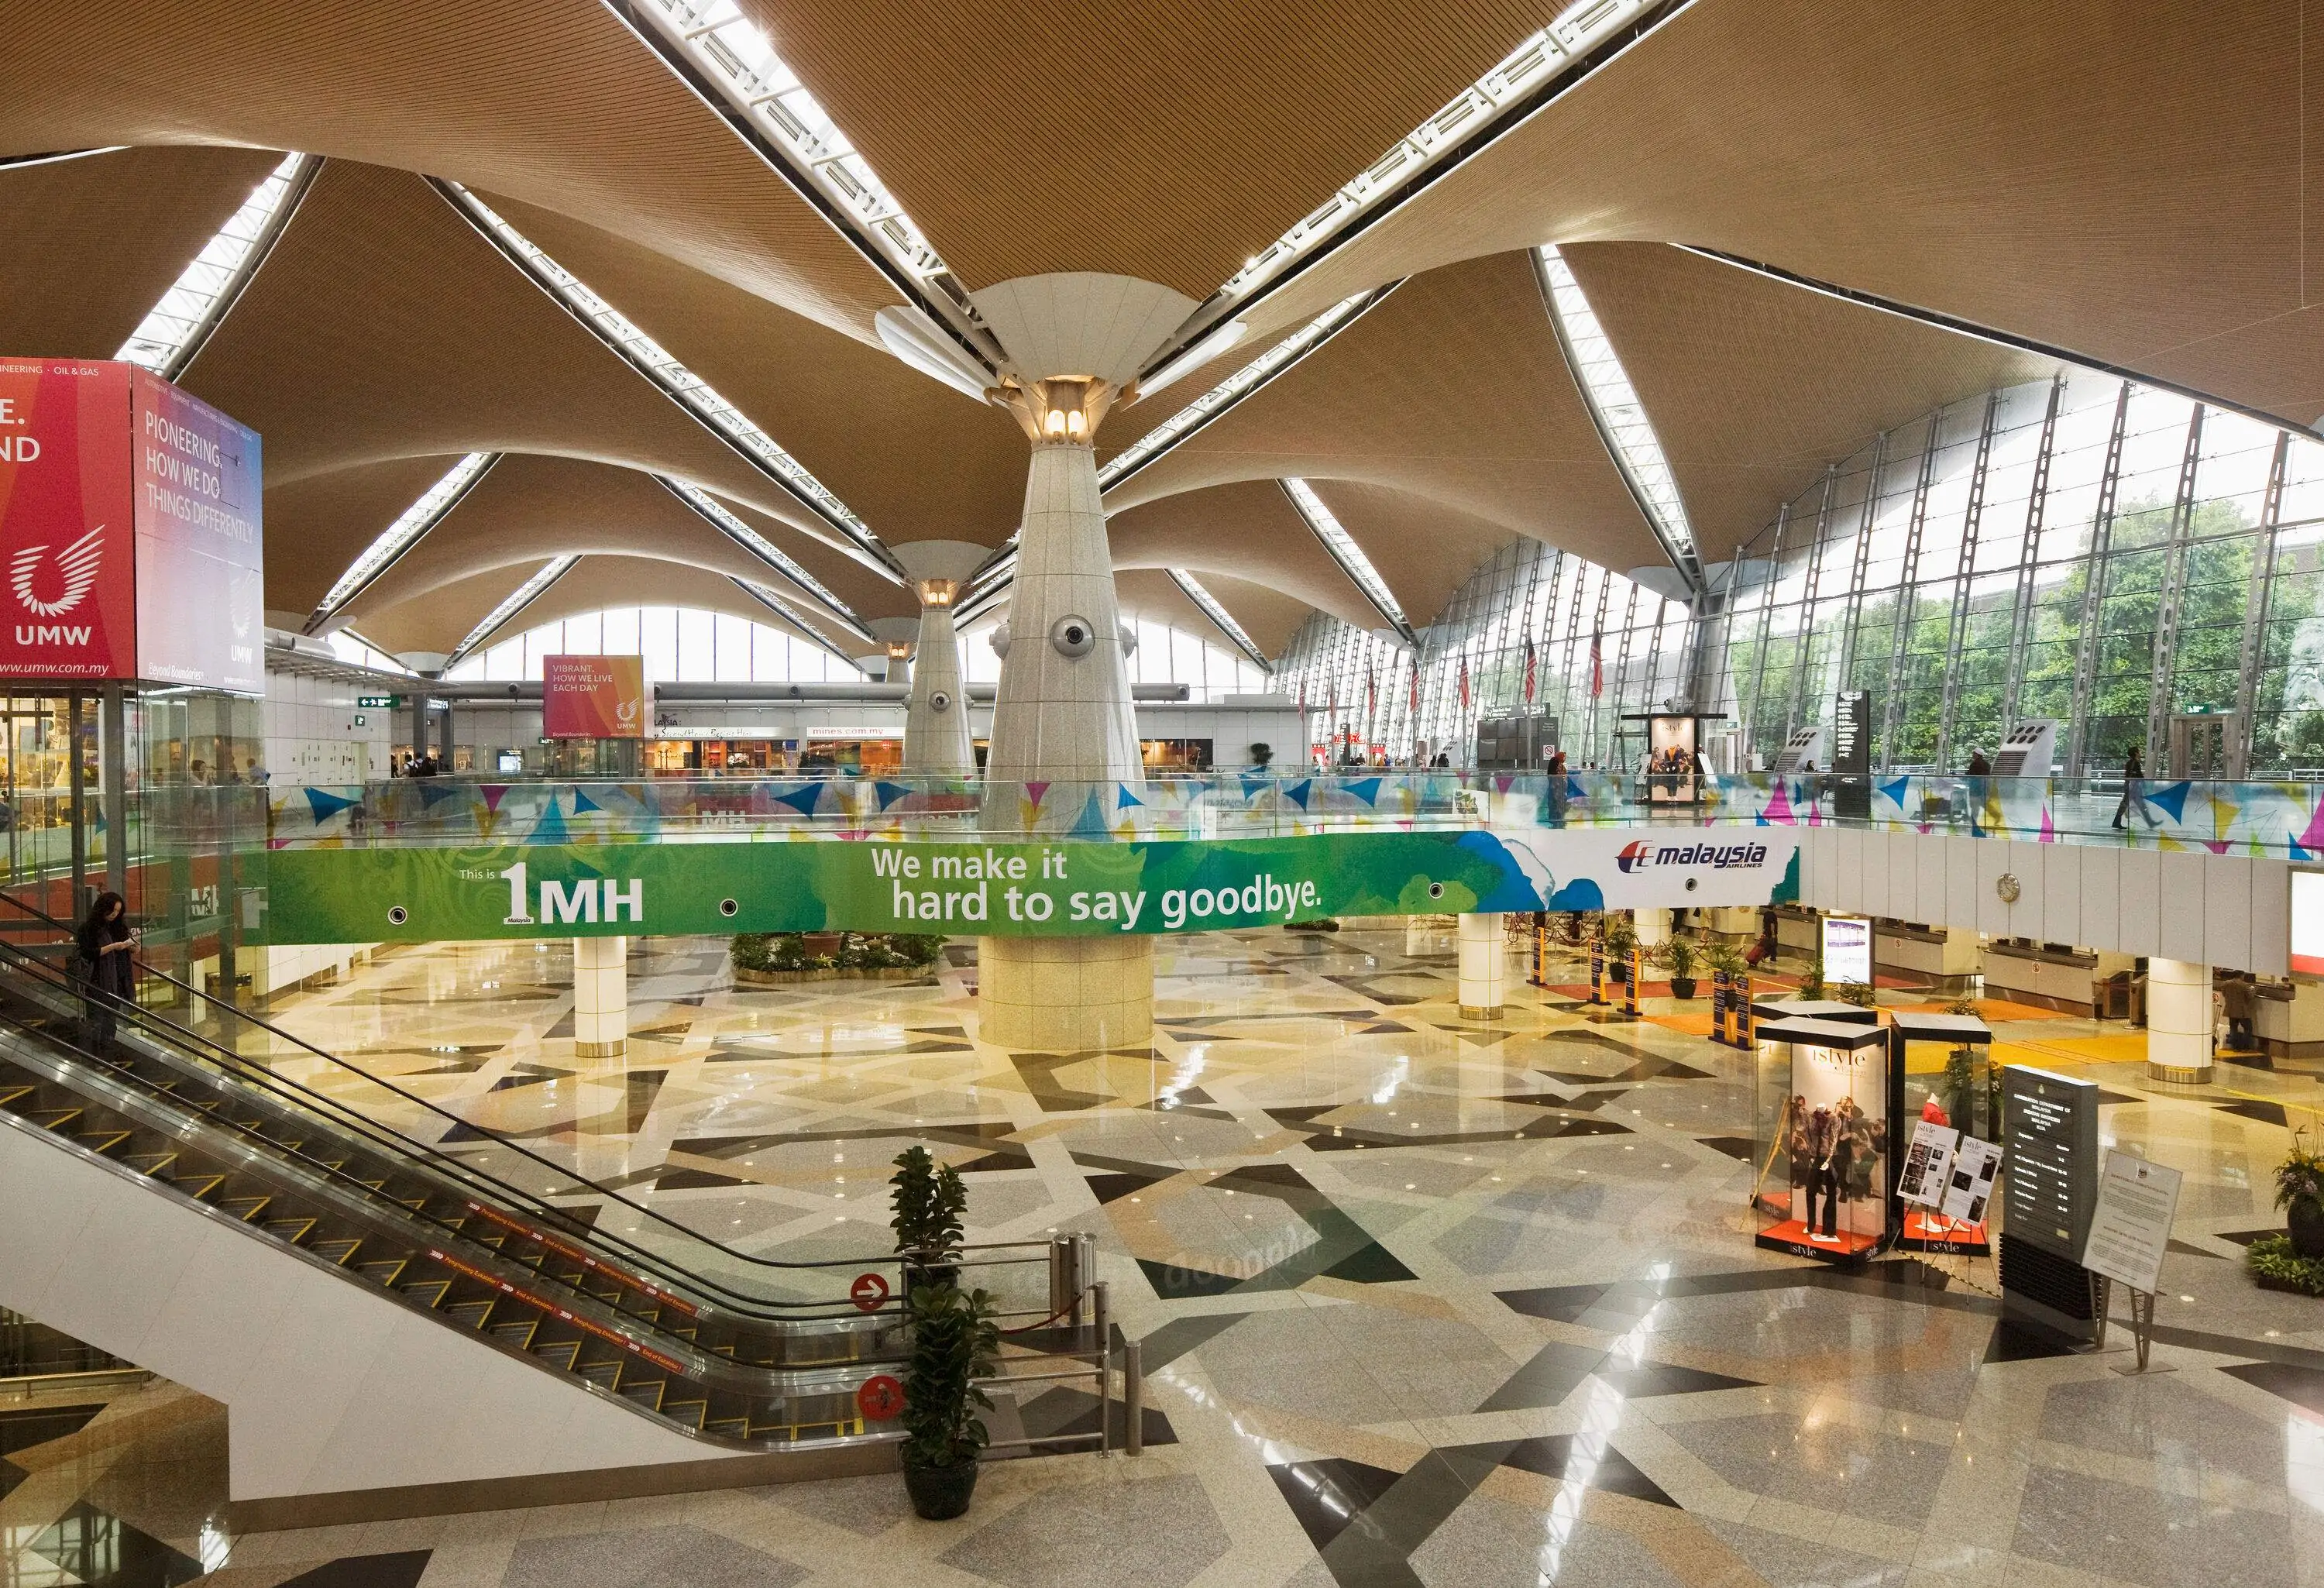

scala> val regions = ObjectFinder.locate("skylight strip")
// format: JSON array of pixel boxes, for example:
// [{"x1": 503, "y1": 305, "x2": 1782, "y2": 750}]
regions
[
  {"x1": 732, "y1": 577, "x2": 862, "y2": 670},
  {"x1": 1282, "y1": 478, "x2": 1415, "y2": 641},
  {"x1": 658, "y1": 476, "x2": 872, "y2": 640},
  {"x1": 437, "y1": 180, "x2": 903, "y2": 580},
  {"x1": 1100, "y1": 287, "x2": 1393, "y2": 491},
  {"x1": 1209, "y1": 0, "x2": 1662, "y2": 308},
  {"x1": 953, "y1": 572, "x2": 1012, "y2": 631},
  {"x1": 331, "y1": 628, "x2": 417, "y2": 675},
  {"x1": 118, "y1": 152, "x2": 316, "y2": 379},
  {"x1": 621, "y1": 0, "x2": 964, "y2": 308},
  {"x1": 1536, "y1": 244, "x2": 1702, "y2": 589},
  {"x1": 1168, "y1": 569, "x2": 1273, "y2": 672},
  {"x1": 306, "y1": 452, "x2": 499, "y2": 632},
  {"x1": 448, "y1": 556, "x2": 577, "y2": 666}
]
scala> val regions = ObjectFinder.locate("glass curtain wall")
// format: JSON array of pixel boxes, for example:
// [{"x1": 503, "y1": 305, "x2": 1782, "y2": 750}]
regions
[{"x1": 1279, "y1": 370, "x2": 2324, "y2": 777}]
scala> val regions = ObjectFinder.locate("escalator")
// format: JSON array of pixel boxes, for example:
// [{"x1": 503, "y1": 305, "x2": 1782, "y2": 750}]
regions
[{"x1": 0, "y1": 893, "x2": 924, "y2": 1452}]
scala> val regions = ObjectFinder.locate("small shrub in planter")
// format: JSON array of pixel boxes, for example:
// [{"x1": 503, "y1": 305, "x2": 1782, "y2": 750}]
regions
[
  {"x1": 2248, "y1": 1232, "x2": 2324, "y2": 1294},
  {"x1": 890, "y1": 1144, "x2": 967, "y2": 1287},
  {"x1": 2277, "y1": 1136, "x2": 2324, "y2": 1260},
  {"x1": 729, "y1": 933, "x2": 777, "y2": 972},
  {"x1": 899, "y1": 1281, "x2": 999, "y2": 1519},
  {"x1": 1654, "y1": 937, "x2": 1700, "y2": 999},
  {"x1": 768, "y1": 934, "x2": 807, "y2": 971},
  {"x1": 893, "y1": 933, "x2": 946, "y2": 968}
]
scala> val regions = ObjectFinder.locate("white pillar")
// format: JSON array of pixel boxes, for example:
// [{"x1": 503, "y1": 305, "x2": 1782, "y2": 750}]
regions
[
  {"x1": 2147, "y1": 957, "x2": 2213, "y2": 1084},
  {"x1": 905, "y1": 585, "x2": 973, "y2": 775},
  {"x1": 573, "y1": 935, "x2": 627, "y2": 1060},
  {"x1": 1634, "y1": 908, "x2": 1671, "y2": 949},
  {"x1": 1459, "y1": 913, "x2": 1507, "y2": 1020}
]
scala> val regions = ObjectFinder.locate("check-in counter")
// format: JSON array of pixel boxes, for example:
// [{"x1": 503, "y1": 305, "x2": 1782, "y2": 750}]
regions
[
  {"x1": 1981, "y1": 939, "x2": 2099, "y2": 1014},
  {"x1": 1874, "y1": 920, "x2": 1981, "y2": 992},
  {"x1": 1773, "y1": 905, "x2": 1821, "y2": 958},
  {"x1": 2255, "y1": 981, "x2": 2324, "y2": 1068}
]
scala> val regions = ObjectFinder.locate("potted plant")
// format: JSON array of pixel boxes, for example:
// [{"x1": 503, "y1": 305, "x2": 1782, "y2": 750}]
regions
[
  {"x1": 890, "y1": 1145, "x2": 968, "y2": 1287},
  {"x1": 899, "y1": 1280, "x2": 1000, "y2": 1520},
  {"x1": 1655, "y1": 937, "x2": 1700, "y2": 999},
  {"x1": 1603, "y1": 921, "x2": 1636, "y2": 983},
  {"x1": 1249, "y1": 741, "x2": 1274, "y2": 771},
  {"x1": 1831, "y1": 980, "x2": 1877, "y2": 1009},
  {"x1": 2277, "y1": 1134, "x2": 2324, "y2": 1259}
]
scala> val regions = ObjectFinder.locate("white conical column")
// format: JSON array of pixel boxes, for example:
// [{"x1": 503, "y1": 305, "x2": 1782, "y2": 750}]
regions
[
  {"x1": 980, "y1": 410, "x2": 1150, "y2": 1052},
  {"x1": 905, "y1": 583, "x2": 973, "y2": 775}
]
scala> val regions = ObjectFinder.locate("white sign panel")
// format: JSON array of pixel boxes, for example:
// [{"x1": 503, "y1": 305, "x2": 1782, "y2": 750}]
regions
[
  {"x1": 2293, "y1": 870, "x2": 2324, "y2": 977},
  {"x1": 1897, "y1": 1121, "x2": 1960, "y2": 1208},
  {"x1": 2081, "y1": 1151, "x2": 2184, "y2": 1294},
  {"x1": 1821, "y1": 915, "x2": 1872, "y2": 986},
  {"x1": 1941, "y1": 1136, "x2": 2003, "y2": 1223}
]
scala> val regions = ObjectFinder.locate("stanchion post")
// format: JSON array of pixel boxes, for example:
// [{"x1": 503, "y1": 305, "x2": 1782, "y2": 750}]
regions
[
  {"x1": 1123, "y1": 1336, "x2": 1143, "y2": 1456},
  {"x1": 1048, "y1": 1234, "x2": 1076, "y2": 1322},
  {"x1": 1091, "y1": 1280, "x2": 1112, "y2": 1455},
  {"x1": 1073, "y1": 1232, "x2": 1095, "y2": 1328}
]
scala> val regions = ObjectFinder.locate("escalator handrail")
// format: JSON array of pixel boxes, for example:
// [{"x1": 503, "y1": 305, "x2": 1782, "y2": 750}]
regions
[{"x1": 0, "y1": 892, "x2": 906, "y2": 1312}]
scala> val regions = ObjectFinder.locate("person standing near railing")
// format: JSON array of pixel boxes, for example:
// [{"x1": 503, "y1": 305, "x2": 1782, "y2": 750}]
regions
[{"x1": 74, "y1": 891, "x2": 136, "y2": 1050}]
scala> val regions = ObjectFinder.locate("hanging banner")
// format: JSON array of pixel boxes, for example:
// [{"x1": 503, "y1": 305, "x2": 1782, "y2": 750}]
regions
[
  {"x1": 543, "y1": 654, "x2": 647, "y2": 738},
  {"x1": 262, "y1": 825, "x2": 1803, "y2": 945},
  {"x1": 0, "y1": 359, "x2": 261, "y2": 687}
]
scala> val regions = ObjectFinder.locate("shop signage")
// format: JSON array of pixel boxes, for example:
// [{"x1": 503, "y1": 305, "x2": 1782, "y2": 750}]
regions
[
  {"x1": 0, "y1": 359, "x2": 262, "y2": 688},
  {"x1": 543, "y1": 654, "x2": 646, "y2": 738},
  {"x1": 1941, "y1": 1136, "x2": 2003, "y2": 1223},
  {"x1": 1898, "y1": 1120, "x2": 1957, "y2": 1206},
  {"x1": 2002, "y1": 1066, "x2": 2099, "y2": 1257},
  {"x1": 2081, "y1": 1151, "x2": 2183, "y2": 1295},
  {"x1": 1820, "y1": 915, "x2": 1872, "y2": 985},
  {"x1": 262, "y1": 824, "x2": 1804, "y2": 945}
]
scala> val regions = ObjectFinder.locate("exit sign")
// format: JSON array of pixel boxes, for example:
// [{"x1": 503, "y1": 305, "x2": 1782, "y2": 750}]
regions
[{"x1": 358, "y1": 695, "x2": 400, "y2": 708}]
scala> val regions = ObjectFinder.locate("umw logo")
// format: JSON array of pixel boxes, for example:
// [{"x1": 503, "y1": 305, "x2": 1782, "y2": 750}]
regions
[
  {"x1": 1614, "y1": 840, "x2": 1655, "y2": 874},
  {"x1": 11, "y1": 525, "x2": 105, "y2": 618}
]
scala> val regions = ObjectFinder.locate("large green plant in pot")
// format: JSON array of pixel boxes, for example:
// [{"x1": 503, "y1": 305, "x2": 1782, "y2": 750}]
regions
[
  {"x1": 2278, "y1": 1136, "x2": 2324, "y2": 1260},
  {"x1": 890, "y1": 1146, "x2": 968, "y2": 1287},
  {"x1": 899, "y1": 1281, "x2": 1000, "y2": 1520},
  {"x1": 1653, "y1": 937, "x2": 1699, "y2": 999}
]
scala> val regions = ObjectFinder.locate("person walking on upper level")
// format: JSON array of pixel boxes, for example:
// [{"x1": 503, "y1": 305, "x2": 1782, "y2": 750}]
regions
[{"x1": 2112, "y1": 745, "x2": 2157, "y2": 830}]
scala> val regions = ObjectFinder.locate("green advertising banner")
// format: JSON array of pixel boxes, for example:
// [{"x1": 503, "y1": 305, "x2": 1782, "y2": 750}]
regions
[{"x1": 263, "y1": 827, "x2": 1800, "y2": 944}]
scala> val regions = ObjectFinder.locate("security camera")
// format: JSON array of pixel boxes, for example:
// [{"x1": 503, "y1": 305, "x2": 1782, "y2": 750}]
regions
[
  {"x1": 989, "y1": 623, "x2": 1012, "y2": 659},
  {"x1": 1051, "y1": 614, "x2": 1095, "y2": 657},
  {"x1": 929, "y1": 689, "x2": 954, "y2": 713}
]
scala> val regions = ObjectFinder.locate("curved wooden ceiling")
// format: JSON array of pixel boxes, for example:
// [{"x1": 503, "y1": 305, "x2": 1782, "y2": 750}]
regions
[
  {"x1": 1105, "y1": 483, "x2": 1377, "y2": 632},
  {"x1": 0, "y1": 146, "x2": 287, "y2": 359},
  {"x1": 0, "y1": 2, "x2": 899, "y2": 343}
]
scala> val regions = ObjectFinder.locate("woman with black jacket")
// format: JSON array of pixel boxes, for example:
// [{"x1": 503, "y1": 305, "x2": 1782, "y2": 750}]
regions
[{"x1": 75, "y1": 891, "x2": 136, "y2": 1049}]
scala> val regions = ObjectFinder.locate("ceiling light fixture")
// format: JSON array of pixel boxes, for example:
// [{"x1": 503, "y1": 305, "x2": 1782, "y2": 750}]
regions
[
  {"x1": 446, "y1": 555, "x2": 578, "y2": 668},
  {"x1": 1167, "y1": 569, "x2": 1273, "y2": 672},
  {"x1": 1535, "y1": 243, "x2": 1703, "y2": 592},
  {"x1": 118, "y1": 151, "x2": 320, "y2": 379},
  {"x1": 305, "y1": 452, "x2": 499, "y2": 633},
  {"x1": 1101, "y1": 287, "x2": 1395, "y2": 492},
  {"x1": 658, "y1": 476, "x2": 872, "y2": 641},
  {"x1": 1281, "y1": 479, "x2": 1415, "y2": 644},
  {"x1": 435, "y1": 179, "x2": 904, "y2": 582}
]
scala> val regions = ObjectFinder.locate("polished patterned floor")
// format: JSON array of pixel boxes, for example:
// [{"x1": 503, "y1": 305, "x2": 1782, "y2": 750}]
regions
[{"x1": 10, "y1": 923, "x2": 2324, "y2": 1587}]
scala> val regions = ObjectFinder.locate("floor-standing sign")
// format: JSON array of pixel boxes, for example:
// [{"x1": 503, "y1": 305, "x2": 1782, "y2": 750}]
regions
[
  {"x1": 2000, "y1": 1066, "x2": 2102, "y2": 1340},
  {"x1": 2082, "y1": 1152, "x2": 2185, "y2": 1373}
]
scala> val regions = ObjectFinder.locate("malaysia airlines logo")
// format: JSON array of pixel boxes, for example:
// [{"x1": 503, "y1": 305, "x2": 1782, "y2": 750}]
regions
[
  {"x1": 1615, "y1": 840, "x2": 1655, "y2": 874},
  {"x1": 11, "y1": 525, "x2": 105, "y2": 618},
  {"x1": 1617, "y1": 838, "x2": 1770, "y2": 875}
]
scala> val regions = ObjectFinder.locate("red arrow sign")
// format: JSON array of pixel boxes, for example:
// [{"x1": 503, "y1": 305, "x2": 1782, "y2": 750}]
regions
[
  {"x1": 857, "y1": 1373, "x2": 904, "y2": 1421},
  {"x1": 850, "y1": 1271, "x2": 890, "y2": 1312}
]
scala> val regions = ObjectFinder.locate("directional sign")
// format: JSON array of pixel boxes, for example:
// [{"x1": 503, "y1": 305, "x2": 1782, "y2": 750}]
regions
[
  {"x1": 357, "y1": 695, "x2": 400, "y2": 708},
  {"x1": 849, "y1": 1271, "x2": 890, "y2": 1312},
  {"x1": 857, "y1": 1373, "x2": 904, "y2": 1421}
]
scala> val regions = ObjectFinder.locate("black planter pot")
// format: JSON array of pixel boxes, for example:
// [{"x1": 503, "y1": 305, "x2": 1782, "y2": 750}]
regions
[
  {"x1": 2289, "y1": 1194, "x2": 2324, "y2": 1260},
  {"x1": 903, "y1": 1456, "x2": 979, "y2": 1520},
  {"x1": 1668, "y1": 977, "x2": 1697, "y2": 1001}
]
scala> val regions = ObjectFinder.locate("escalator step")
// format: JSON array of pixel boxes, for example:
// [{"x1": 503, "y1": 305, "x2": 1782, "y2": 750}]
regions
[
  {"x1": 706, "y1": 1417, "x2": 749, "y2": 1438},
  {"x1": 576, "y1": 1362, "x2": 621, "y2": 1388},
  {"x1": 0, "y1": 1084, "x2": 33, "y2": 1109},
  {"x1": 218, "y1": 1197, "x2": 271, "y2": 1222},
  {"x1": 177, "y1": 1174, "x2": 226, "y2": 1201},
  {"x1": 28, "y1": 1109, "x2": 83, "y2": 1131},
  {"x1": 531, "y1": 1340, "x2": 582, "y2": 1370},
  {"x1": 355, "y1": 1259, "x2": 407, "y2": 1287},
  {"x1": 262, "y1": 1217, "x2": 318, "y2": 1245},
  {"x1": 119, "y1": 1151, "x2": 177, "y2": 1177},
  {"x1": 487, "y1": 1318, "x2": 540, "y2": 1349},
  {"x1": 310, "y1": 1239, "x2": 363, "y2": 1266},
  {"x1": 662, "y1": 1398, "x2": 708, "y2": 1431},
  {"x1": 620, "y1": 1380, "x2": 666, "y2": 1412},
  {"x1": 444, "y1": 1301, "x2": 495, "y2": 1330},
  {"x1": 75, "y1": 1129, "x2": 132, "y2": 1156},
  {"x1": 400, "y1": 1280, "x2": 452, "y2": 1308}
]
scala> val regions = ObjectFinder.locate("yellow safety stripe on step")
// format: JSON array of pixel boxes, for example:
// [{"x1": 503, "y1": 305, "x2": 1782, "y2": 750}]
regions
[{"x1": 426, "y1": 1249, "x2": 686, "y2": 1374}]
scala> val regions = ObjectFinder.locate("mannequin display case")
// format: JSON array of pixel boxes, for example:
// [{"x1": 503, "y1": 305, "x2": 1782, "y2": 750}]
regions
[
  {"x1": 1752, "y1": 1018, "x2": 1896, "y2": 1261},
  {"x1": 1892, "y1": 1011, "x2": 1997, "y2": 1255}
]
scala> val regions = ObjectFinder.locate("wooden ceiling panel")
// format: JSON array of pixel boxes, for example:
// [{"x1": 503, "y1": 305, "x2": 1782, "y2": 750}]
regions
[
  {"x1": 1558, "y1": 242, "x2": 2057, "y2": 561},
  {"x1": 1105, "y1": 482, "x2": 1377, "y2": 632},
  {"x1": 0, "y1": 146, "x2": 288, "y2": 359},
  {"x1": 355, "y1": 562, "x2": 532, "y2": 660},
  {"x1": 741, "y1": 0, "x2": 1558, "y2": 294},
  {"x1": 184, "y1": 161, "x2": 848, "y2": 558},
  {"x1": 1106, "y1": 251, "x2": 1659, "y2": 575},
  {"x1": 1233, "y1": 0, "x2": 2319, "y2": 424},
  {"x1": 1169, "y1": 572, "x2": 1316, "y2": 662},
  {"x1": 262, "y1": 453, "x2": 471, "y2": 620},
  {"x1": 0, "y1": 2, "x2": 897, "y2": 341},
  {"x1": 480, "y1": 191, "x2": 1027, "y2": 550}
]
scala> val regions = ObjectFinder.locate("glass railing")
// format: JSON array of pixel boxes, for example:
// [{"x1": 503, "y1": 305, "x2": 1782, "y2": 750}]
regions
[{"x1": 260, "y1": 770, "x2": 2324, "y2": 858}]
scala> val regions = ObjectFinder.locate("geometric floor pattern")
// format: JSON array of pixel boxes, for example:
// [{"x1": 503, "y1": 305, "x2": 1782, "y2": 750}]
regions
[{"x1": 11, "y1": 922, "x2": 2324, "y2": 1586}]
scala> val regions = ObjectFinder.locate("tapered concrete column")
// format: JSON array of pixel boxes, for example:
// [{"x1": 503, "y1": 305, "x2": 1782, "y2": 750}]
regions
[
  {"x1": 905, "y1": 583, "x2": 972, "y2": 775},
  {"x1": 573, "y1": 935, "x2": 627, "y2": 1059},
  {"x1": 1633, "y1": 908, "x2": 1670, "y2": 949},
  {"x1": 1459, "y1": 913, "x2": 1507, "y2": 1020},
  {"x1": 2147, "y1": 957, "x2": 2213, "y2": 1084}
]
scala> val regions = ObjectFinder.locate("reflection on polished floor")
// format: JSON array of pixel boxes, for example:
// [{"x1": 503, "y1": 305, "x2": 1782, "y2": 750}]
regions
[{"x1": 14, "y1": 923, "x2": 2324, "y2": 1587}]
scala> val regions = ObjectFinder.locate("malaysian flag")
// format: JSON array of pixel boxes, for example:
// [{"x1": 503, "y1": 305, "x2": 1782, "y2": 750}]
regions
[
  {"x1": 1408, "y1": 658, "x2": 1421, "y2": 714},
  {"x1": 1458, "y1": 655, "x2": 1472, "y2": 710}
]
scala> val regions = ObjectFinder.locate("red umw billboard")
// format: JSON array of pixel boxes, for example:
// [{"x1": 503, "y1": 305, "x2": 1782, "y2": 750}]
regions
[{"x1": 0, "y1": 359, "x2": 263, "y2": 689}]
